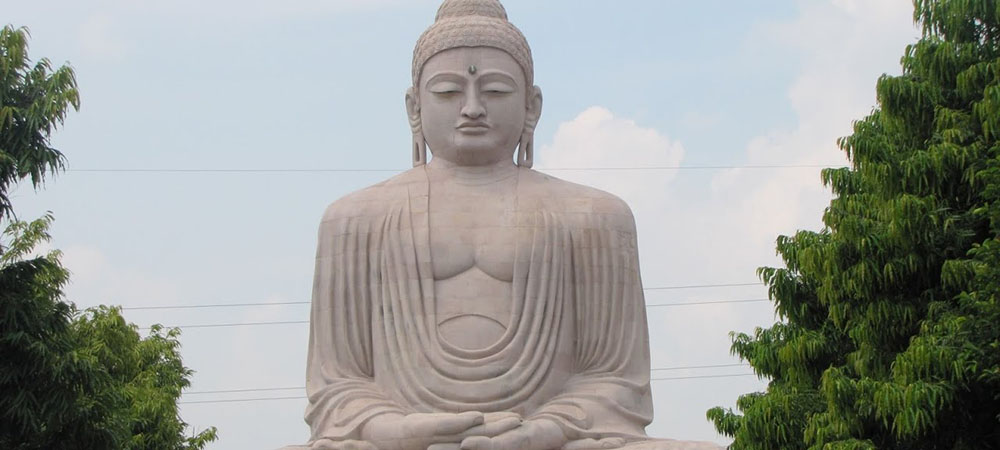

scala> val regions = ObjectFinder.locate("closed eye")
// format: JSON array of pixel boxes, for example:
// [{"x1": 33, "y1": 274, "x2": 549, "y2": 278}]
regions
[
  {"x1": 482, "y1": 82, "x2": 514, "y2": 94},
  {"x1": 429, "y1": 81, "x2": 463, "y2": 94}
]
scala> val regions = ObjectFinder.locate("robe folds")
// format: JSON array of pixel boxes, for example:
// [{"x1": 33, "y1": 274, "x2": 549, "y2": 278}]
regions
[{"x1": 305, "y1": 166, "x2": 655, "y2": 444}]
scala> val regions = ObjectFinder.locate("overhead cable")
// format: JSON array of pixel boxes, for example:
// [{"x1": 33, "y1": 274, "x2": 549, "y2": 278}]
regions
[
  {"x1": 138, "y1": 298, "x2": 769, "y2": 330},
  {"x1": 70, "y1": 164, "x2": 840, "y2": 174},
  {"x1": 178, "y1": 374, "x2": 760, "y2": 405},
  {"x1": 125, "y1": 282, "x2": 767, "y2": 312},
  {"x1": 183, "y1": 363, "x2": 753, "y2": 396}
]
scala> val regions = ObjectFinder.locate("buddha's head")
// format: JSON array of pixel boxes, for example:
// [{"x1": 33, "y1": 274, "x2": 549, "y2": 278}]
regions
[{"x1": 406, "y1": 0, "x2": 543, "y2": 168}]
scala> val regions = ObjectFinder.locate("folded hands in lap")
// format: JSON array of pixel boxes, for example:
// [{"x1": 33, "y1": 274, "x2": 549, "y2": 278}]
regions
[{"x1": 312, "y1": 412, "x2": 628, "y2": 450}]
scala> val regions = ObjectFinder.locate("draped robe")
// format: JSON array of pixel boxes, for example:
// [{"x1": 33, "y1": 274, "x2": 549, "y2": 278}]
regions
[{"x1": 304, "y1": 166, "x2": 655, "y2": 444}]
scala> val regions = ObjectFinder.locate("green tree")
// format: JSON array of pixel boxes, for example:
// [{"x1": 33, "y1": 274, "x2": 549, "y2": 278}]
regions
[
  {"x1": 0, "y1": 25, "x2": 76, "y2": 223},
  {"x1": 72, "y1": 307, "x2": 218, "y2": 450},
  {"x1": 0, "y1": 215, "x2": 122, "y2": 449},
  {"x1": 1, "y1": 218, "x2": 217, "y2": 449},
  {"x1": 708, "y1": 1, "x2": 1000, "y2": 449},
  {"x1": 0, "y1": 25, "x2": 217, "y2": 449}
]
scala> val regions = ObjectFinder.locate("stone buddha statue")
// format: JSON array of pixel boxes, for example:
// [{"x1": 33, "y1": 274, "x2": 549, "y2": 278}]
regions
[{"x1": 284, "y1": 1, "x2": 721, "y2": 449}]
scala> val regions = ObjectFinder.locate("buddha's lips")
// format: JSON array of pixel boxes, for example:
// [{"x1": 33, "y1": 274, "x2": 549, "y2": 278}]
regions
[{"x1": 457, "y1": 122, "x2": 489, "y2": 130}]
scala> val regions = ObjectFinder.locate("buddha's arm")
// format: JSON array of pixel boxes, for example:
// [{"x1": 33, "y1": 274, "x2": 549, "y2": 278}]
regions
[
  {"x1": 529, "y1": 203, "x2": 654, "y2": 441},
  {"x1": 304, "y1": 203, "x2": 407, "y2": 442}
]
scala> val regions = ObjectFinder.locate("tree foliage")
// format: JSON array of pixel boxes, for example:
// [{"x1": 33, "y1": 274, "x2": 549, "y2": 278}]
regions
[
  {"x1": 72, "y1": 307, "x2": 218, "y2": 450},
  {"x1": 0, "y1": 215, "x2": 120, "y2": 449},
  {"x1": 0, "y1": 218, "x2": 217, "y2": 449},
  {"x1": 0, "y1": 24, "x2": 216, "y2": 449},
  {"x1": 0, "y1": 25, "x2": 77, "y2": 223},
  {"x1": 709, "y1": 1, "x2": 1000, "y2": 448}
]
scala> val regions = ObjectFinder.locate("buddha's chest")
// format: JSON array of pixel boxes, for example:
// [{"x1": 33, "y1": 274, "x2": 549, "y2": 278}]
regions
[
  {"x1": 427, "y1": 179, "x2": 529, "y2": 350},
  {"x1": 427, "y1": 181, "x2": 525, "y2": 282}
]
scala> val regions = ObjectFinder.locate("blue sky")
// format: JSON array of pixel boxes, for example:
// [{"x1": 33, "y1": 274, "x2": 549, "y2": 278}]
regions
[{"x1": 7, "y1": 0, "x2": 920, "y2": 448}]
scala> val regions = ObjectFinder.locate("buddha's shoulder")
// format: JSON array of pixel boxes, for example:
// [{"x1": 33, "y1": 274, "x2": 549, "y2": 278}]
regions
[
  {"x1": 518, "y1": 168, "x2": 636, "y2": 229},
  {"x1": 320, "y1": 168, "x2": 425, "y2": 222}
]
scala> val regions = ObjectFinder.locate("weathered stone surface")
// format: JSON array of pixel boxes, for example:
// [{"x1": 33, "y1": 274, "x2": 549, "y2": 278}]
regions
[{"x1": 283, "y1": 1, "x2": 724, "y2": 449}]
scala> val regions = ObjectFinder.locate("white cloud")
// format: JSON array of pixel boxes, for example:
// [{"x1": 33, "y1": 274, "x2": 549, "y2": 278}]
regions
[
  {"x1": 711, "y1": 0, "x2": 918, "y2": 253},
  {"x1": 540, "y1": 106, "x2": 685, "y2": 171},
  {"x1": 537, "y1": 106, "x2": 685, "y2": 207}
]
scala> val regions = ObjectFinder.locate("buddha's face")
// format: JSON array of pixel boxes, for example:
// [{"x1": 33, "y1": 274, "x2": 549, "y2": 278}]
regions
[{"x1": 409, "y1": 46, "x2": 541, "y2": 166}]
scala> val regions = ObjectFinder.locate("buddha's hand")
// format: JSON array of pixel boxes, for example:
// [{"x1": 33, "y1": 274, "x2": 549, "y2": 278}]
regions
[
  {"x1": 458, "y1": 418, "x2": 567, "y2": 450},
  {"x1": 362, "y1": 411, "x2": 523, "y2": 450}
]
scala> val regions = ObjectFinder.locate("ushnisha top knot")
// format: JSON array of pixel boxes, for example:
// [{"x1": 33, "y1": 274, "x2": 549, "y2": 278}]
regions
[
  {"x1": 413, "y1": 0, "x2": 533, "y2": 88},
  {"x1": 435, "y1": 0, "x2": 508, "y2": 21}
]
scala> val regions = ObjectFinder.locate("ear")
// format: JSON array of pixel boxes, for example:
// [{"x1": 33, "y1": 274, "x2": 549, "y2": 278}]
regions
[
  {"x1": 405, "y1": 87, "x2": 427, "y2": 166},
  {"x1": 405, "y1": 87, "x2": 421, "y2": 133},
  {"x1": 517, "y1": 86, "x2": 543, "y2": 169},
  {"x1": 524, "y1": 86, "x2": 543, "y2": 132}
]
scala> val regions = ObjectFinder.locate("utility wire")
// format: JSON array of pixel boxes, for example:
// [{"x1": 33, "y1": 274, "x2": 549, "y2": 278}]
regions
[
  {"x1": 124, "y1": 300, "x2": 309, "y2": 311},
  {"x1": 650, "y1": 373, "x2": 757, "y2": 382},
  {"x1": 178, "y1": 373, "x2": 759, "y2": 405},
  {"x1": 182, "y1": 364, "x2": 753, "y2": 396},
  {"x1": 137, "y1": 298, "x2": 770, "y2": 330},
  {"x1": 141, "y1": 320, "x2": 309, "y2": 330},
  {"x1": 70, "y1": 164, "x2": 840, "y2": 174},
  {"x1": 646, "y1": 299, "x2": 769, "y2": 307},
  {"x1": 126, "y1": 297, "x2": 769, "y2": 312},
  {"x1": 187, "y1": 386, "x2": 305, "y2": 395},
  {"x1": 180, "y1": 396, "x2": 304, "y2": 405},
  {"x1": 643, "y1": 282, "x2": 763, "y2": 291},
  {"x1": 651, "y1": 363, "x2": 748, "y2": 371},
  {"x1": 124, "y1": 282, "x2": 766, "y2": 312}
]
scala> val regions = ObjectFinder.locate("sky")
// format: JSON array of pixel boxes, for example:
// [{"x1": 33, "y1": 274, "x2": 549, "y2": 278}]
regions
[{"x1": 6, "y1": 0, "x2": 920, "y2": 448}]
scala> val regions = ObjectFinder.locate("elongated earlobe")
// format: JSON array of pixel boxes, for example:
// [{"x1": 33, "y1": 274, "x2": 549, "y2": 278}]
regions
[
  {"x1": 413, "y1": 132, "x2": 427, "y2": 167},
  {"x1": 517, "y1": 132, "x2": 533, "y2": 168},
  {"x1": 518, "y1": 86, "x2": 542, "y2": 169},
  {"x1": 405, "y1": 87, "x2": 426, "y2": 166}
]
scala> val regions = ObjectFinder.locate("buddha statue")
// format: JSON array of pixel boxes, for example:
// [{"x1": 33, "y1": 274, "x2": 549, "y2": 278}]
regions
[{"x1": 283, "y1": 1, "x2": 721, "y2": 449}]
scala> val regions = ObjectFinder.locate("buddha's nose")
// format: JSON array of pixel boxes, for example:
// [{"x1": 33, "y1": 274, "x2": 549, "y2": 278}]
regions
[{"x1": 461, "y1": 95, "x2": 486, "y2": 119}]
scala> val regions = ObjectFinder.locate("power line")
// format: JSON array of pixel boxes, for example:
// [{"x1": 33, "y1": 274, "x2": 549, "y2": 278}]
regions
[
  {"x1": 651, "y1": 363, "x2": 748, "y2": 371},
  {"x1": 182, "y1": 363, "x2": 752, "y2": 396},
  {"x1": 646, "y1": 299, "x2": 769, "y2": 307},
  {"x1": 178, "y1": 373, "x2": 760, "y2": 405},
  {"x1": 650, "y1": 373, "x2": 757, "y2": 382},
  {"x1": 180, "y1": 396, "x2": 304, "y2": 405},
  {"x1": 137, "y1": 298, "x2": 769, "y2": 330},
  {"x1": 643, "y1": 282, "x2": 763, "y2": 291},
  {"x1": 128, "y1": 297, "x2": 770, "y2": 312},
  {"x1": 123, "y1": 300, "x2": 309, "y2": 311},
  {"x1": 187, "y1": 386, "x2": 304, "y2": 395},
  {"x1": 69, "y1": 164, "x2": 840, "y2": 174},
  {"x1": 124, "y1": 282, "x2": 766, "y2": 312},
  {"x1": 141, "y1": 320, "x2": 309, "y2": 330}
]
